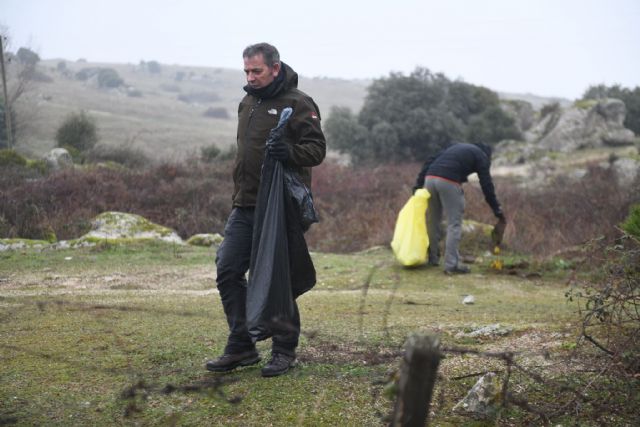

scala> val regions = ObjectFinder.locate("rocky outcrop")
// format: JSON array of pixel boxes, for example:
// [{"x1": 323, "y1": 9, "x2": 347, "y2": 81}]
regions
[
  {"x1": 611, "y1": 157, "x2": 640, "y2": 187},
  {"x1": 82, "y1": 212, "x2": 183, "y2": 244},
  {"x1": 527, "y1": 99, "x2": 636, "y2": 152},
  {"x1": 0, "y1": 213, "x2": 230, "y2": 252},
  {"x1": 186, "y1": 233, "x2": 223, "y2": 247},
  {"x1": 500, "y1": 99, "x2": 536, "y2": 134},
  {"x1": 43, "y1": 148, "x2": 73, "y2": 170}
]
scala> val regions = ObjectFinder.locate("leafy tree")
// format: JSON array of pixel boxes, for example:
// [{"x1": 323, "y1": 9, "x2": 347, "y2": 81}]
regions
[
  {"x1": 16, "y1": 47, "x2": 39, "y2": 68},
  {"x1": 369, "y1": 121, "x2": 400, "y2": 161},
  {"x1": 55, "y1": 111, "x2": 98, "y2": 153},
  {"x1": 97, "y1": 68, "x2": 123, "y2": 88},
  {"x1": 146, "y1": 60, "x2": 162, "y2": 74},
  {"x1": 74, "y1": 67, "x2": 124, "y2": 88},
  {"x1": 582, "y1": 84, "x2": 640, "y2": 135},
  {"x1": 324, "y1": 106, "x2": 370, "y2": 162},
  {"x1": 200, "y1": 144, "x2": 221, "y2": 162},
  {"x1": 328, "y1": 67, "x2": 519, "y2": 163},
  {"x1": 466, "y1": 106, "x2": 522, "y2": 144},
  {"x1": 0, "y1": 31, "x2": 39, "y2": 147}
]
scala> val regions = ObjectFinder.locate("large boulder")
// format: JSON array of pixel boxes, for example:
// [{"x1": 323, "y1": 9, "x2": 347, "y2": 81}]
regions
[
  {"x1": 611, "y1": 157, "x2": 640, "y2": 188},
  {"x1": 500, "y1": 99, "x2": 536, "y2": 134},
  {"x1": 43, "y1": 148, "x2": 73, "y2": 170},
  {"x1": 81, "y1": 212, "x2": 183, "y2": 244},
  {"x1": 528, "y1": 99, "x2": 636, "y2": 152}
]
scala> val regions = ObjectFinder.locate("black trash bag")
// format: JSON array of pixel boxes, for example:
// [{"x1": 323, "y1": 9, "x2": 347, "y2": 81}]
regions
[
  {"x1": 284, "y1": 167, "x2": 318, "y2": 232},
  {"x1": 246, "y1": 108, "x2": 317, "y2": 342}
]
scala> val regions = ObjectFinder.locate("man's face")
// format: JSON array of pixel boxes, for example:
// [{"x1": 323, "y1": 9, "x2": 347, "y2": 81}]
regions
[{"x1": 243, "y1": 54, "x2": 280, "y2": 89}]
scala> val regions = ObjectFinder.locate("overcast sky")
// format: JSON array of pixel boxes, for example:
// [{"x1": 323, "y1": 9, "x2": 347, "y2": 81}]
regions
[{"x1": 3, "y1": 0, "x2": 639, "y2": 99}]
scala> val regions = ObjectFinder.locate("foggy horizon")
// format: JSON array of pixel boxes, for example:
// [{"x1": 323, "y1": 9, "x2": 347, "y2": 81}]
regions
[{"x1": 3, "y1": 0, "x2": 640, "y2": 100}]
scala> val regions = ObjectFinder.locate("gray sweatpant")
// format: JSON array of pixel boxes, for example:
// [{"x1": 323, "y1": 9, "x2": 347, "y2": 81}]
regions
[{"x1": 425, "y1": 177, "x2": 465, "y2": 271}]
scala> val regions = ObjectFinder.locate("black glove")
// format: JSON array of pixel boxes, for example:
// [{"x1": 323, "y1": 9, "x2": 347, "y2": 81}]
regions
[
  {"x1": 267, "y1": 140, "x2": 290, "y2": 161},
  {"x1": 495, "y1": 210, "x2": 505, "y2": 222},
  {"x1": 412, "y1": 186, "x2": 421, "y2": 195}
]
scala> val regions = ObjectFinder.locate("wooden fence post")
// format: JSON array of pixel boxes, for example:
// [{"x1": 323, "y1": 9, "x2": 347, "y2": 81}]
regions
[{"x1": 391, "y1": 333, "x2": 441, "y2": 427}]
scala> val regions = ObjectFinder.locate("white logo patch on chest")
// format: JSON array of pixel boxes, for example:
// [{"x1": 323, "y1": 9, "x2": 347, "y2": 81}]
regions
[{"x1": 268, "y1": 108, "x2": 278, "y2": 115}]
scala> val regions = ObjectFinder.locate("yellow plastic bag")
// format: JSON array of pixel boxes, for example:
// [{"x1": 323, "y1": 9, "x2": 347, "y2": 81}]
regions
[{"x1": 391, "y1": 189, "x2": 430, "y2": 266}]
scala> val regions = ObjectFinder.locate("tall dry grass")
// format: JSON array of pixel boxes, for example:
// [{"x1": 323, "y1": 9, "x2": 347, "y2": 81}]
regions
[{"x1": 1, "y1": 160, "x2": 637, "y2": 256}]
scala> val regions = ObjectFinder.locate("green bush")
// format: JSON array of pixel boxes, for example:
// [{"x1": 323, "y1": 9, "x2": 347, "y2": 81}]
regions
[
  {"x1": 26, "y1": 159, "x2": 48, "y2": 174},
  {"x1": 75, "y1": 67, "x2": 100, "y2": 81},
  {"x1": 16, "y1": 47, "x2": 40, "y2": 68},
  {"x1": 55, "y1": 111, "x2": 98, "y2": 153},
  {"x1": 0, "y1": 149, "x2": 27, "y2": 167},
  {"x1": 74, "y1": 67, "x2": 123, "y2": 88},
  {"x1": 86, "y1": 144, "x2": 150, "y2": 168},
  {"x1": 622, "y1": 204, "x2": 640, "y2": 239},
  {"x1": 146, "y1": 61, "x2": 162, "y2": 74},
  {"x1": 97, "y1": 68, "x2": 124, "y2": 88},
  {"x1": 59, "y1": 144, "x2": 84, "y2": 164},
  {"x1": 200, "y1": 144, "x2": 221, "y2": 162}
]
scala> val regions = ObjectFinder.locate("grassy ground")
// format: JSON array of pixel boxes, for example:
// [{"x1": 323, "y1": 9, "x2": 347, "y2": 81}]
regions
[{"x1": 0, "y1": 241, "x2": 629, "y2": 426}]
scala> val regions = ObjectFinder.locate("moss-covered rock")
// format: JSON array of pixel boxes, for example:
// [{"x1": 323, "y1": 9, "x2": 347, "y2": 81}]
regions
[
  {"x1": 0, "y1": 212, "x2": 184, "y2": 252},
  {"x1": 0, "y1": 238, "x2": 49, "y2": 251},
  {"x1": 81, "y1": 212, "x2": 183, "y2": 244},
  {"x1": 186, "y1": 233, "x2": 223, "y2": 247}
]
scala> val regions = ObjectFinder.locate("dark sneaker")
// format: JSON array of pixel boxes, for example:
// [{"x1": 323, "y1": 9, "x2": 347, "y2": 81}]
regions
[
  {"x1": 261, "y1": 352, "x2": 296, "y2": 377},
  {"x1": 205, "y1": 350, "x2": 261, "y2": 372},
  {"x1": 444, "y1": 264, "x2": 471, "y2": 275}
]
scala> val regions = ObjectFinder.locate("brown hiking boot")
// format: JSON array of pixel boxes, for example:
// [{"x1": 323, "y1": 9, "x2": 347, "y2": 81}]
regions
[
  {"x1": 261, "y1": 352, "x2": 297, "y2": 377},
  {"x1": 205, "y1": 350, "x2": 261, "y2": 372}
]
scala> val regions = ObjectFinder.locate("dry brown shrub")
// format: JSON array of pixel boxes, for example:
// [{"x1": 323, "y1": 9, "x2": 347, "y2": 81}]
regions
[
  {"x1": 0, "y1": 161, "x2": 234, "y2": 241},
  {"x1": 1, "y1": 159, "x2": 637, "y2": 255},
  {"x1": 464, "y1": 165, "x2": 638, "y2": 255},
  {"x1": 305, "y1": 162, "x2": 420, "y2": 252}
]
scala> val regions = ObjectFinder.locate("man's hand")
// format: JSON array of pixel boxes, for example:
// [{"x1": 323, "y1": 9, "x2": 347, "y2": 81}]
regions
[
  {"x1": 491, "y1": 214, "x2": 506, "y2": 248},
  {"x1": 267, "y1": 140, "x2": 290, "y2": 161}
]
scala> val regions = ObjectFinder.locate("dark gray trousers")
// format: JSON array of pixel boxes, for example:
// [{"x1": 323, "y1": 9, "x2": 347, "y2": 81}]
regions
[
  {"x1": 215, "y1": 207, "x2": 299, "y2": 356},
  {"x1": 425, "y1": 177, "x2": 465, "y2": 271}
]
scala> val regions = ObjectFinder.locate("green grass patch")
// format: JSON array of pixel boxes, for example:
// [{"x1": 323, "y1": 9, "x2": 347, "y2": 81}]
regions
[{"x1": 1, "y1": 244, "x2": 635, "y2": 425}]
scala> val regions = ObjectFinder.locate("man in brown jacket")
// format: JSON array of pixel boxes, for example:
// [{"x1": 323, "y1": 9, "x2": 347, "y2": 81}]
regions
[{"x1": 206, "y1": 43, "x2": 326, "y2": 377}]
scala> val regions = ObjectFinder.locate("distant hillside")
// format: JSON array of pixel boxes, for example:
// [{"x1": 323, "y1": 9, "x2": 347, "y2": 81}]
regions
[
  {"x1": 15, "y1": 59, "x2": 369, "y2": 160},
  {"x1": 13, "y1": 59, "x2": 570, "y2": 161}
]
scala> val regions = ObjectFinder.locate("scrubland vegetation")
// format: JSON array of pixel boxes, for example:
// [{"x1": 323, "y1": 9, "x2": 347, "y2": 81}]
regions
[
  {"x1": 0, "y1": 152, "x2": 636, "y2": 257},
  {"x1": 1, "y1": 46, "x2": 640, "y2": 424}
]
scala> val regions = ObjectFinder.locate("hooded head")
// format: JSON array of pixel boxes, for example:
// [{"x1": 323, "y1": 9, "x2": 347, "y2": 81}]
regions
[{"x1": 476, "y1": 142, "x2": 493, "y2": 160}]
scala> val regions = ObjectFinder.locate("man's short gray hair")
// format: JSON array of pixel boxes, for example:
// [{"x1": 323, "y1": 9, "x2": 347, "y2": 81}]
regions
[{"x1": 243, "y1": 43, "x2": 280, "y2": 68}]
